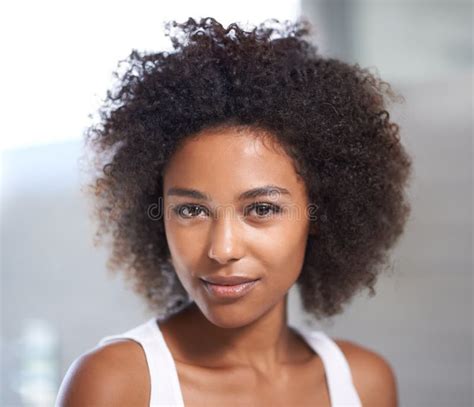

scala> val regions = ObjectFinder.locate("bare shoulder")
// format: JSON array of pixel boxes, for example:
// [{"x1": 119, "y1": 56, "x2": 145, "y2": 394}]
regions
[
  {"x1": 55, "y1": 339, "x2": 149, "y2": 407},
  {"x1": 333, "y1": 338, "x2": 398, "y2": 407}
]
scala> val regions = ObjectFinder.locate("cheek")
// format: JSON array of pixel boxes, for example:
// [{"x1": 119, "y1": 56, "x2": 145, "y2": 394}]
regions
[
  {"x1": 275, "y1": 241, "x2": 307, "y2": 282},
  {"x1": 164, "y1": 219, "x2": 210, "y2": 281},
  {"x1": 164, "y1": 219, "x2": 194, "y2": 271},
  {"x1": 252, "y1": 221, "x2": 309, "y2": 281}
]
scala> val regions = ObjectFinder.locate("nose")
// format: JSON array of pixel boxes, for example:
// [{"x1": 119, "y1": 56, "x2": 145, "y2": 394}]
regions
[{"x1": 207, "y1": 206, "x2": 245, "y2": 264}]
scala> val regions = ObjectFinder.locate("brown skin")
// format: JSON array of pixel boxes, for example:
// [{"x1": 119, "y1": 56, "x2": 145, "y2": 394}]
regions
[
  {"x1": 162, "y1": 126, "x2": 313, "y2": 369},
  {"x1": 56, "y1": 127, "x2": 398, "y2": 406}
]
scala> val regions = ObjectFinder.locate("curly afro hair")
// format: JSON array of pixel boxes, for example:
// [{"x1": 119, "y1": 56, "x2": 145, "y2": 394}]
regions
[{"x1": 83, "y1": 16, "x2": 413, "y2": 321}]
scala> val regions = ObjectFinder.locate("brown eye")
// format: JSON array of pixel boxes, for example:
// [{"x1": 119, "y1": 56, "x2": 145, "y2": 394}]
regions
[
  {"x1": 173, "y1": 204, "x2": 207, "y2": 219},
  {"x1": 245, "y1": 203, "x2": 282, "y2": 218}
]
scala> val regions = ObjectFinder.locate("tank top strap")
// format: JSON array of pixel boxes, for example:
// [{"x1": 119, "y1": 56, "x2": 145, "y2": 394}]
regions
[
  {"x1": 95, "y1": 319, "x2": 361, "y2": 407},
  {"x1": 96, "y1": 317, "x2": 185, "y2": 407},
  {"x1": 291, "y1": 325, "x2": 363, "y2": 407}
]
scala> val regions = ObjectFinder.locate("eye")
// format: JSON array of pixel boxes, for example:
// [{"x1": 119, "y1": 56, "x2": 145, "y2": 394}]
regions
[
  {"x1": 172, "y1": 202, "x2": 282, "y2": 220},
  {"x1": 173, "y1": 204, "x2": 208, "y2": 219},
  {"x1": 245, "y1": 202, "x2": 282, "y2": 218}
]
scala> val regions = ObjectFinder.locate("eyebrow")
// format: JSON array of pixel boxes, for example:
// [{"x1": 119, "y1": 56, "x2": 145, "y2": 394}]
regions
[{"x1": 166, "y1": 185, "x2": 291, "y2": 201}]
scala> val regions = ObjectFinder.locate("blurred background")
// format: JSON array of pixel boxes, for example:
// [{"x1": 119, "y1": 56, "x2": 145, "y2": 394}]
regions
[{"x1": 1, "y1": 0, "x2": 472, "y2": 406}]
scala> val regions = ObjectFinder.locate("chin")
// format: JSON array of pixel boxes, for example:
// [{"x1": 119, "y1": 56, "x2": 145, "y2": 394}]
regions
[{"x1": 197, "y1": 299, "x2": 263, "y2": 329}]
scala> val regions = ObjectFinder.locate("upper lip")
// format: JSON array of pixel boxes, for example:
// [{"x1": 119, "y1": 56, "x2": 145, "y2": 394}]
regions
[{"x1": 200, "y1": 275, "x2": 260, "y2": 286}]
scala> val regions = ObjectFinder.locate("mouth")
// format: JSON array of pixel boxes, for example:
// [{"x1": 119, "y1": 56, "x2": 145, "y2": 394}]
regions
[
  {"x1": 199, "y1": 278, "x2": 260, "y2": 299},
  {"x1": 200, "y1": 275, "x2": 259, "y2": 285}
]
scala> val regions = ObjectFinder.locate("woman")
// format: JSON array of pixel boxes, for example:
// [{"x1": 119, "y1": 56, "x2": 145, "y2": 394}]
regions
[{"x1": 57, "y1": 17, "x2": 411, "y2": 406}]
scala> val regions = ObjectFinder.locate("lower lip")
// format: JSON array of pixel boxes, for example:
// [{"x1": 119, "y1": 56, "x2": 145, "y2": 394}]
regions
[{"x1": 201, "y1": 279, "x2": 259, "y2": 299}]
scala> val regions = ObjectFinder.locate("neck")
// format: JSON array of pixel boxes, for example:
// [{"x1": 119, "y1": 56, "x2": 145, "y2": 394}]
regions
[{"x1": 162, "y1": 296, "x2": 301, "y2": 376}]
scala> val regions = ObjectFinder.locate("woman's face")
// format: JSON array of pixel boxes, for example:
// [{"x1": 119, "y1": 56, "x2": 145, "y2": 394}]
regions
[{"x1": 162, "y1": 126, "x2": 312, "y2": 328}]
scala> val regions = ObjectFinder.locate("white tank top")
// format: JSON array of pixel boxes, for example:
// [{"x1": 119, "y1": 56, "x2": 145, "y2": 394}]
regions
[{"x1": 95, "y1": 317, "x2": 362, "y2": 407}]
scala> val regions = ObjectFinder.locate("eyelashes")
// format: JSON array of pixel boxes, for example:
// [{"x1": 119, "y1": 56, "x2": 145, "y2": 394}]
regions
[
  {"x1": 172, "y1": 202, "x2": 283, "y2": 220},
  {"x1": 173, "y1": 204, "x2": 205, "y2": 219},
  {"x1": 244, "y1": 202, "x2": 282, "y2": 218}
]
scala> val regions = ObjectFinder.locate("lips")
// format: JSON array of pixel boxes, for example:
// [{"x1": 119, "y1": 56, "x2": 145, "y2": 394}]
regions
[
  {"x1": 200, "y1": 278, "x2": 260, "y2": 299},
  {"x1": 200, "y1": 275, "x2": 260, "y2": 286}
]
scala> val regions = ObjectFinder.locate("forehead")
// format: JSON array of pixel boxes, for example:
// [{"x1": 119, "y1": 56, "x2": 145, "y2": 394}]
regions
[{"x1": 163, "y1": 126, "x2": 307, "y2": 200}]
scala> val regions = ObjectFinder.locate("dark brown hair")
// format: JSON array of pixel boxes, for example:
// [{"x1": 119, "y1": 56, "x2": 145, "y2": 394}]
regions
[{"x1": 83, "y1": 17, "x2": 413, "y2": 321}]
